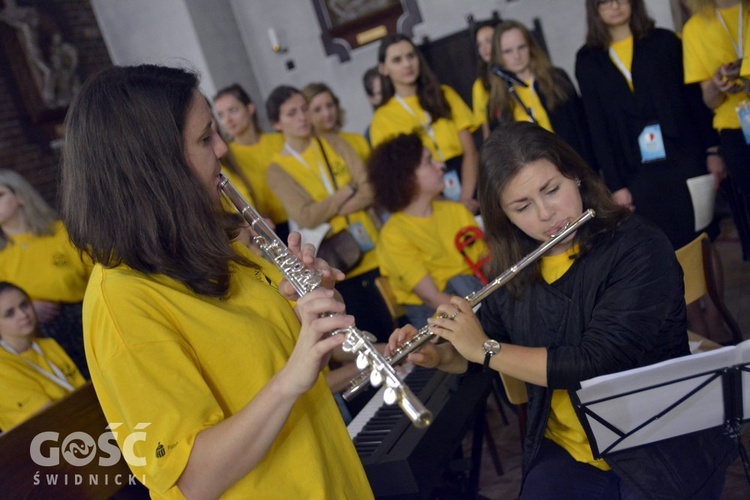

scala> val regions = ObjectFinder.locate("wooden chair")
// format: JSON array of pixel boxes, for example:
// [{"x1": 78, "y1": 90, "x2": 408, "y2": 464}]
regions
[
  {"x1": 675, "y1": 233, "x2": 743, "y2": 345},
  {"x1": 0, "y1": 382, "x2": 148, "y2": 499},
  {"x1": 374, "y1": 276, "x2": 407, "y2": 329}
]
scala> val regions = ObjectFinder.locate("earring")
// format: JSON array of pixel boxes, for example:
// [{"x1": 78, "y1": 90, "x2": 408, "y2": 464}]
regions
[{"x1": 576, "y1": 178, "x2": 582, "y2": 187}]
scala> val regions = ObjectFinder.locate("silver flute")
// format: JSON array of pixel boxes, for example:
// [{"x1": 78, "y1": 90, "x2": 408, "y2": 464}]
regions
[
  {"x1": 219, "y1": 174, "x2": 432, "y2": 428},
  {"x1": 343, "y1": 208, "x2": 596, "y2": 401}
]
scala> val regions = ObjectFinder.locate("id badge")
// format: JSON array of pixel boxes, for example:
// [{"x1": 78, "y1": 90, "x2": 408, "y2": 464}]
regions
[
  {"x1": 442, "y1": 170, "x2": 462, "y2": 201},
  {"x1": 638, "y1": 123, "x2": 667, "y2": 163},
  {"x1": 737, "y1": 101, "x2": 750, "y2": 145},
  {"x1": 348, "y1": 221, "x2": 375, "y2": 252}
]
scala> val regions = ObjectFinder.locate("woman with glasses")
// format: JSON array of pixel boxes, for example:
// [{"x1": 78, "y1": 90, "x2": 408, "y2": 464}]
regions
[{"x1": 575, "y1": 0, "x2": 722, "y2": 250}]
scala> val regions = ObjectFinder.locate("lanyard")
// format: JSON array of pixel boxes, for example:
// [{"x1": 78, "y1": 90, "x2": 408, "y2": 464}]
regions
[
  {"x1": 284, "y1": 142, "x2": 335, "y2": 195},
  {"x1": 1, "y1": 340, "x2": 76, "y2": 392},
  {"x1": 394, "y1": 94, "x2": 445, "y2": 161},
  {"x1": 608, "y1": 46, "x2": 633, "y2": 87},
  {"x1": 716, "y1": 3, "x2": 744, "y2": 59}
]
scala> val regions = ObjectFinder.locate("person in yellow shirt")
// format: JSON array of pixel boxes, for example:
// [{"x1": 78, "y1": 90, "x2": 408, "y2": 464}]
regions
[
  {"x1": 266, "y1": 85, "x2": 393, "y2": 342},
  {"x1": 61, "y1": 64, "x2": 373, "y2": 499},
  {"x1": 487, "y1": 20, "x2": 593, "y2": 168},
  {"x1": 0, "y1": 281, "x2": 86, "y2": 431},
  {"x1": 213, "y1": 84, "x2": 289, "y2": 242},
  {"x1": 387, "y1": 122, "x2": 735, "y2": 498},
  {"x1": 683, "y1": 0, "x2": 750, "y2": 260},
  {"x1": 368, "y1": 133, "x2": 486, "y2": 328},
  {"x1": 302, "y1": 82, "x2": 371, "y2": 163},
  {"x1": 371, "y1": 34, "x2": 480, "y2": 213},
  {"x1": 0, "y1": 169, "x2": 91, "y2": 378},
  {"x1": 471, "y1": 20, "x2": 497, "y2": 140}
]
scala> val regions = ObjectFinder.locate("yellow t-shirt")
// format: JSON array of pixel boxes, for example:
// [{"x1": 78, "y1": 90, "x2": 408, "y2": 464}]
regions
[
  {"x1": 270, "y1": 140, "x2": 379, "y2": 279},
  {"x1": 0, "y1": 221, "x2": 91, "y2": 303},
  {"x1": 540, "y1": 245, "x2": 610, "y2": 471},
  {"x1": 512, "y1": 77, "x2": 554, "y2": 133},
  {"x1": 472, "y1": 78, "x2": 490, "y2": 126},
  {"x1": 683, "y1": 5, "x2": 750, "y2": 130},
  {"x1": 370, "y1": 85, "x2": 478, "y2": 161},
  {"x1": 609, "y1": 35, "x2": 635, "y2": 92},
  {"x1": 0, "y1": 338, "x2": 86, "y2": 431},
  {"x1": 83, "y1": 244, "x2": 372, "y2": 499},
  {"x1": 339, "y1": 131, "x2": 371, "y2": 163},
  {"x1": 377, "y1": 200, "x2": 487, "y2": 305},
  {"x1": 229, "y1": 133, "x2": 287, "y2": 224}
]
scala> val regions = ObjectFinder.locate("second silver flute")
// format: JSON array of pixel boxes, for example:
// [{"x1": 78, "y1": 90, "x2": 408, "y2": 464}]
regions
[
  {"x1": 343, "y1": 209, "x2": 596, "y2": 401},
  {"x1": 219, "y1": 174, "x2": 432, "y2": 428}
]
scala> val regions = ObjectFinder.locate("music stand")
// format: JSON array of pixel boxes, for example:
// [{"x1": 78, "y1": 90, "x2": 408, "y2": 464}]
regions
[{"x1": 572, "y1": 340, "x2": 750, "y2": 484}]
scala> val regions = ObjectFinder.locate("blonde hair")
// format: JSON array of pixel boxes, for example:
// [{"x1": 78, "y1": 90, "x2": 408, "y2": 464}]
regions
[
  {"x1": 0, "y1": 170, "x2": 56, "y2": 250},
  {"x1": 301, "y1": 82, "x2": 345, "y2": 132}
]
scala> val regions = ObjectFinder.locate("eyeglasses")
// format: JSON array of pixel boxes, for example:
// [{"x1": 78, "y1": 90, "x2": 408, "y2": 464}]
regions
[{"x1": 596, "y1": 0, "x2": 628, "y2": 7}]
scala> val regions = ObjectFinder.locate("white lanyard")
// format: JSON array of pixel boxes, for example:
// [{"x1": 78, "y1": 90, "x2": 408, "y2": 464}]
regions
[
  {"x1": 716, "y1": 3, "x2": 744, "y2": 59},
  {"x1": 394, "y1": 94, "x2": 444, "y2": 161},
  {"x1": 608, "y1": 47, "x2": 633, "y2": 87},
  {"x1": 1, "y1": 340, "x2": 75, "y2": 392},
  {"x1": 284, "y1": 142, "x2": 335, "y2": 195}
]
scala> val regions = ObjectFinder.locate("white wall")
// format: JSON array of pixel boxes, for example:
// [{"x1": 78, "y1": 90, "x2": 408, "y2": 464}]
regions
[{"x1": 91, "y1": 0, "x2": 677, "y2": 134}]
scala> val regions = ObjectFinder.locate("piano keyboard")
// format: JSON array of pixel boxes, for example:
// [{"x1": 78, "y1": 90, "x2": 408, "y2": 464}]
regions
[{"x1": 345, "y1": 366, "x2": 493, "y2": 497}]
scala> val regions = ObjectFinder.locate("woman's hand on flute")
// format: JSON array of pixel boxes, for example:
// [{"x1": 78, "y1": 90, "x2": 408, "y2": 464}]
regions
[
  {"x1": 429, "y1": 297, "x2": 488, "y2": 366},
  {"x1": 280, "y1": 288, "x2": 350, "y2": 396},
  {"x1": 278, "y1": 232, "x2": 346, "y2": 300}
]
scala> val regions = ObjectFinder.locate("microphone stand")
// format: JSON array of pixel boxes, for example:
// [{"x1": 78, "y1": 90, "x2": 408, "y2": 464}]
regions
[{"x1": 501, "y1": 75, "x2": 536, "y2": 124}]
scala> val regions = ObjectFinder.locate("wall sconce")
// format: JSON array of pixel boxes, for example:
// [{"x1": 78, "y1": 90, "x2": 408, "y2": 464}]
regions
[{"x1": 268, "y1": 28, "x2": 287, "y2": 53}]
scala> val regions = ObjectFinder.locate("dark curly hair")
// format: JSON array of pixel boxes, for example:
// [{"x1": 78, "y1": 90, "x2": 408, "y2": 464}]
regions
[{"x1": 367, "y1": 133, "x2": 424, "y2": 212}]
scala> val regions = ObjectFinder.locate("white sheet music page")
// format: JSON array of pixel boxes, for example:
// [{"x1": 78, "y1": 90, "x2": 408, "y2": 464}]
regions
[{"x1": 576, "y1": 340, "x2": 750, "y2": 454}]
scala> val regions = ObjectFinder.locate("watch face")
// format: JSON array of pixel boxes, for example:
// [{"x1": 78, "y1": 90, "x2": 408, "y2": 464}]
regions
[{"x1": 483, "y1": 339, "x2": 501, "y2": 355}]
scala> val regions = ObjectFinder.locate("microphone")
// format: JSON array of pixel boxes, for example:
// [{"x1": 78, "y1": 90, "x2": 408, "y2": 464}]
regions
[{"x1": 490, "y1": 65, "x2": 528, "y2": 88}]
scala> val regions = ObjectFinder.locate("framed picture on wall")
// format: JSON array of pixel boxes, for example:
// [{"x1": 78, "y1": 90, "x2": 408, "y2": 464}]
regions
[
  {"x1": 0, "y1": 2, "x2": 79, "y2": 125},
  {"x1": 311, "y1": 0, "x2": 422, "y2": 62}
]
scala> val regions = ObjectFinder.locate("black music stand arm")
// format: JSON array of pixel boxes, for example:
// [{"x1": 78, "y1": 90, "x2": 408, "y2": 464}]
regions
[
  {"x1": 572, "y1": 361, "x2": 750, "y2": 487},
  {"x1": 503, "y1": 79, "x2": 536, "y2": 124}
]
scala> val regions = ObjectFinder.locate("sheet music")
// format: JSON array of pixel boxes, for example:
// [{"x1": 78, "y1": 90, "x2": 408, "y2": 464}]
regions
[
  {"x1": 577, "y1": 340, "x2": 750, "y2": 455},
  {"x1": 686, "y1": 174, "x2": 715, "y2": 232}
]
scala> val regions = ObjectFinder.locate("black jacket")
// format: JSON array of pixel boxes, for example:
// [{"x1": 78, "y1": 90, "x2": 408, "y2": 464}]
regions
[
  {"x1": 479, "y1": 215, "x2": 735, "y2": 498},
  {"x1": 575, "y1": 29, "x2": 717, "y2": 192}
]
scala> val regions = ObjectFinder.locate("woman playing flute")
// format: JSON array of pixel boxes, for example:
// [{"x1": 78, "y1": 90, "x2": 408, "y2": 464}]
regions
[
  {"x1": 389, "y1": 122, "x2": 735, "y2": 499},
  {"x1": 61, "y1": 64, "x2": 372, "y2": 499}
]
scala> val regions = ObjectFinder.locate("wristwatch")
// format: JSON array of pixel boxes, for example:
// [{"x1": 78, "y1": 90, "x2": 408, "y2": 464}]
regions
[{"x1": 482, "y1": 339, "x2": 501, "y2": 372}]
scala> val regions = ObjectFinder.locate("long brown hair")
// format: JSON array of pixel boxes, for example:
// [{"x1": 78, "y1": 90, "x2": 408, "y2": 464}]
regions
[
  {"x1": 584, "y1": 0, "x2": 655, "y2": 49},
  {"x1": 377, "y1": 34, "x2": 452, "y2": 121},
  {"x1": 474, "y1": 20, "x2": 497, "y2": 91},
  {"x1": 479, "y1": 122, "x2": 629, "y2": 296},
  {"x1": 488, "y1": 20, "x2": 573, "y2": 122},
  {"x1": 62, "y1": 65, "x2": 251, "y2": 298}
]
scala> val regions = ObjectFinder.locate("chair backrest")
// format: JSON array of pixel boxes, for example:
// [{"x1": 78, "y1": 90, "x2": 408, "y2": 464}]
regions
[
  {"x1": 675, "y1": 233, "x2": 709, "y2": 305},
  {"x1": 675, "y1": 233, "x2": 743, "y2": 345},
  {"x1": 0, "y1": 382, "x2": 146, "y2": 498},
  {"x1": 374, "y1": 276, "x2": 406, "y2": 328},
  {"x1": 499, "y1": 373, "x2": 528, "y2": 405}
]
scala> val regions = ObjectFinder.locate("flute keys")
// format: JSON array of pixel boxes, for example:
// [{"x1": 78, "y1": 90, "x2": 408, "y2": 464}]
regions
[
  {"x1": 370, "y1": 370, "x2": 383, "y2": 387},
  {"x1": 383, "y1": 387, "x2": 397, "y2": 405},
  {"x1": 356, "y1": 353, "x2": 369, "y2": 370}
]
